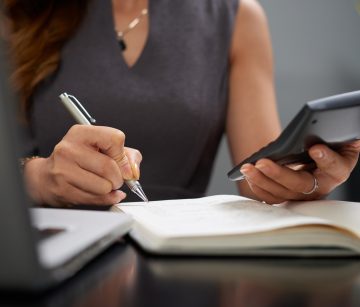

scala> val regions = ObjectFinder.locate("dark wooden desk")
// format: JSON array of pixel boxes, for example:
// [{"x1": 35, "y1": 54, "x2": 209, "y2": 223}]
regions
[{"x1": 1, "y1": 240, "x2": 360, "y2": 307}]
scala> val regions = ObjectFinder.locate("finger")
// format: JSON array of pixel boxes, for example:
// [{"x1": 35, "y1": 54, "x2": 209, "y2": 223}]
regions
[
  {"x1": 309, "y1": 144, "x2": 358, "y2": 184},
  {"x1": 245, "y1": 177, "x2": 286, "y2": 204},
  {"x1": 124, "y1": 147, "x2": 142, "y2": 180},
  {"x1": 257, "y1": 159, "x2": 318, "y2": 196},
  {"x1": 345, "y1": 140, "x2": 360, "y2": 152},
  {"x1": 54, "y1": 141, "x2": 124, "y2": 190},
  {"x1": 240, "y1": 163, "x2": 301, "y2": 200},
  {"x1": 63, "y1": 165, "x2": 116, "y2": 195},
  {"x1": 66, "y1": 125, "x2": 133, "y2": 179},
  {"x1": 53, "y1": 184, "x2": 127, "y2": 207},
  {"x1": 286, "y1": 162, "x2": 316, "y2": 172},
  {"x1": 124, "y1": 147, "x2": 143, "y2": 165},
  {"x1": 131, "y1": 163, "x2": 140, "y2": 180}
]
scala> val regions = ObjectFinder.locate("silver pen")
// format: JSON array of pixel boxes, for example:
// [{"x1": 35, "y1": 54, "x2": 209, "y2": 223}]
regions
[{"x1": 59, "y1": 92, "x2": 148, "y2": 202}]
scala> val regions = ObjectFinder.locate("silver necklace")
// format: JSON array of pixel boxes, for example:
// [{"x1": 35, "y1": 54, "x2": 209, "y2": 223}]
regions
[{"x1": 115, "y1": 8, "x2": 148, "y2": 51}]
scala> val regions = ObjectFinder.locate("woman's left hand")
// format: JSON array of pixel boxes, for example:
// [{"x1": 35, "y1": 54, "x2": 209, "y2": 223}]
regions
[{"x1": 240, "y1": 141, "x2": 360, "y2": 204}]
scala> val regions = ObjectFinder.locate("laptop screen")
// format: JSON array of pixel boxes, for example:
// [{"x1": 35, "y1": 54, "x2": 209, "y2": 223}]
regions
[{"x1": 0, "y1": 36, "x2": 43, "y2": 286}]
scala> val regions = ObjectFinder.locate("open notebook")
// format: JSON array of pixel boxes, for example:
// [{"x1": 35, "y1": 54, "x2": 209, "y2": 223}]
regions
[{"x1": 112, "y1": 195, "x2": 360, "y2": 257}]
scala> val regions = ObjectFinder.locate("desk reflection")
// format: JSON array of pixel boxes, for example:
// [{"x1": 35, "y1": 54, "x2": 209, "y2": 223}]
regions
[
  {"x1": 0, "y1": 242, "x2": 137, "y2": 307},
  {"x1": 1, "y1": 242, "x2": 360, "y2": 307},
  {"x1": 133, "y1": 249, "x2": 360, "y2": 307}
]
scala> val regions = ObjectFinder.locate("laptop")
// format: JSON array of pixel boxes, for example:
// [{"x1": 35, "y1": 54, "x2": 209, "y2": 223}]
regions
[{"x1": 0, "y1": 39, "x2": 132, "y2": 290}]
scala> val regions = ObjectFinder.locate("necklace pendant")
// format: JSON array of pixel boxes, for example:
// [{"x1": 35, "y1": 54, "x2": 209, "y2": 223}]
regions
[
  {"x1": 115, "y1": 7, "x2": 148, "y2": 53},
  {"x1": 119, "y1": 39, "x2": 126, "y2": 51}
]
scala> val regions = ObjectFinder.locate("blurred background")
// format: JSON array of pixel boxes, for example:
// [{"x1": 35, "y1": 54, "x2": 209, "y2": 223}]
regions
[{"x1": 207, "y1": 0, "x2": 360, "y2": 200}]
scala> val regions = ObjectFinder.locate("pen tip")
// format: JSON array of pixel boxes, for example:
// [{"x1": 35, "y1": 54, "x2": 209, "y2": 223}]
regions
[
  {"x1": 140, "y1": 194, "x2": 149, "y2": 203},
  {"x1": 132, "y1": 185, "x2": 149, "y2": 203}
]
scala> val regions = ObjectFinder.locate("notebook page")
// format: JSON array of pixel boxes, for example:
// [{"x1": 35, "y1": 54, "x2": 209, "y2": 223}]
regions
[
  {"x1": 115, "y1": 195, "x2": 330, "y2": 237},
  {"x1": 287, "y1": 200, "x2": 360, "y2": 236}
]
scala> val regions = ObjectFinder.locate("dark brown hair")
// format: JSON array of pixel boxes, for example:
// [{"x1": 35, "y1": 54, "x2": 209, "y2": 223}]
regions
[{"x1": 3, "y1": 0, "x2": 88, "y2": 119}]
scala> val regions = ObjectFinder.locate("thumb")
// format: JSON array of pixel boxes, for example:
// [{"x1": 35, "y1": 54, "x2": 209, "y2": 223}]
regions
[
  {"x1": 100, "y1": 129, "x2": 133, "y2": 180},
  {"x1": 124, "y1": 147, "x2": 143, "y2": 180},
  {"x1": 112, "y1": 151, "x2": 133, "y2": 180}
]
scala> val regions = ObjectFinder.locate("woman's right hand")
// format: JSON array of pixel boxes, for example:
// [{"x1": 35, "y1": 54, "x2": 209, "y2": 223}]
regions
[{"x1": 23, "y1": 125, "x2": 142, "y2": 207}]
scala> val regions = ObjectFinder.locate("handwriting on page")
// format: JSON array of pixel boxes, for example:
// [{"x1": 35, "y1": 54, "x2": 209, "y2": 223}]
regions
[{"x1": 119, "y1": 195, "x2": 327, "y2": 236}]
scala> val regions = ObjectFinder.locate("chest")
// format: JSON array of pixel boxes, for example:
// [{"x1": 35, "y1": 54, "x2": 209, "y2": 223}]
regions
[{"x1": 31, "y1": 0, "x2": 233, "y2": 159}]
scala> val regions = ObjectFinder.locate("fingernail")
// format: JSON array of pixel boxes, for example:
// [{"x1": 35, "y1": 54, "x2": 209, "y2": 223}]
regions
[
  {"x1": 119, "y1": 190, "x2": 127, "y2": 198},
  {"x1": 240, "y1": 164, "x2": 251, "y2": 176},
  {"x1": 131, "y1": 162, "x2": 140, "y2": 180},
  {"x1": 114, "y1": 191, "x2": 127, "y2": 204},
  {"x1": 312, "y1": 149, "x2": 324, "y2": 159},
  {"x1": 255, "y1": 163, "x2": 269, "y2": 173},
  {"x1": 350, "y1": 142, "x2": 360, "y2": 149}
]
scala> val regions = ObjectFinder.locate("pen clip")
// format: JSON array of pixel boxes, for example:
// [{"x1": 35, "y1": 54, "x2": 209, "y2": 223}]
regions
[{"x1": 64, "y1": 93, "x2": 96, "y2": 124}]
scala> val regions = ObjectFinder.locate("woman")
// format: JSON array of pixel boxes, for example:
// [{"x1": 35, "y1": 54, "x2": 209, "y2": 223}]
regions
[{"x1": 3, "y1": 0, "x2": 360, "y2": 206}]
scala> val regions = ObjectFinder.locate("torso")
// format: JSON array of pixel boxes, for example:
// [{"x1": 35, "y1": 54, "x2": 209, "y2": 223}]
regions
[{"x1": 29, "y1": 0, "x2": 239, "y2": 201}]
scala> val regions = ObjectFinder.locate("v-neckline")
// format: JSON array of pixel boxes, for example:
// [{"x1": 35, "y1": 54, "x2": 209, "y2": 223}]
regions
[{"x1": 108, "y1": 0, "x2": 153, "y2": 71}]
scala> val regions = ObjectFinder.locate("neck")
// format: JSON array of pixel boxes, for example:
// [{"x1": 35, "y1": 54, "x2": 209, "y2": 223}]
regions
[{"x1": 113, "y1": 0, "x2": 147, "y2": 14}]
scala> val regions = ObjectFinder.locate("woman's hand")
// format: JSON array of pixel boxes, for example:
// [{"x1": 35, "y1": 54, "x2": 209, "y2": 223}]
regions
[
  {"x1": 23, "y1": 125, "x2": 142, "y2": 207},
  {"x1": 239, "y1": 141, "x2": 360, "y2": 204}
]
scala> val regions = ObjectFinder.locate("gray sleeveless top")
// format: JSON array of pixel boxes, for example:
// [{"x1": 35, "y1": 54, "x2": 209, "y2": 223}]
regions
[{"x1": 27, "y1": 0, "x2": 239, "y2": 201}]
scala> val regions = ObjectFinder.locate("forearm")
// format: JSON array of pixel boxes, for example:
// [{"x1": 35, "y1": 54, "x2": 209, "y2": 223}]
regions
[{"x1": 226, "y1": 0, "x2": 280, "y2": 200}]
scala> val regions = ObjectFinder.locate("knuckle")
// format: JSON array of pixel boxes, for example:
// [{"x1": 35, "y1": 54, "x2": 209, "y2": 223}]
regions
[
  {"x1": 99, "y1": 180, "x2": 113, "y2": 194},
  {"x1": 100, "y1": 158, "x2": 117, "y2": 176},
  {"x1": 53, "y1": 142, "x2": 72, "y2": 159},
  {"x1": 134, "y1": 149, "x2": 143, "y2": 162},
  {"x1": 111, "y1": 130, "x2": 126, "y2": 146},
  {"x1": 68, "y1": 124, "x2": 82, "y2": 135},
  {"x1": 324, "y1": 154, "x2": 337, "y2": 168},
  {"x1": 50, "y1": 166, "x2": 67, "y2": 185}
]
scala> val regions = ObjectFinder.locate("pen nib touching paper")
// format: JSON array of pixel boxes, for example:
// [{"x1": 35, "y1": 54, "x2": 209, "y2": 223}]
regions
[
  {"x1": 129, "y1": 182, "x2": 148, "y2": 202},
  {"x1": 133, "y1": 186, "x2": 148, "y2": 202}
]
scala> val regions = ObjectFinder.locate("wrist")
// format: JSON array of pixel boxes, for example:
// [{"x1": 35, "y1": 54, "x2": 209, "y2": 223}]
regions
[
  {"x1": 23, "y1": 157, "x2": 47, "y2": 205},
  {"x1": 19, "y1": 156, "x2": 40, "y2": 172}
]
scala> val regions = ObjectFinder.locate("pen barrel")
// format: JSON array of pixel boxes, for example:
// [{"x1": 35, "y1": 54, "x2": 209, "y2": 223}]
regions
[{"x1": 59, "y1": 93, "x2": 91, "y2": 125}]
